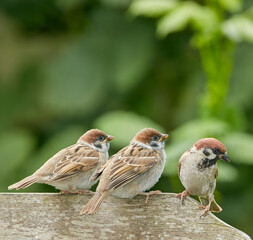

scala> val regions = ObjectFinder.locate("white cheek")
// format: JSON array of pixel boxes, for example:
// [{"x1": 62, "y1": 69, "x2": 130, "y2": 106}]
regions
[
  {"x1": 207, "y1": 152, "x2": 216, "y2": 160},
  {"x1": 106, "y1": 142, "x2": 110, "y2": 150},
  {"x1": 199, "y1": 148, "x2": 216, "y2": 160},
  {"x1": 102, "y1": 142, "x2": 110, "y2": 151},
  {"x1": 98, "y1": 142, "x2": 110, "y2": 151},
  {"x1": 191, "y1": 149, "x2": 204, "y2": 159}
]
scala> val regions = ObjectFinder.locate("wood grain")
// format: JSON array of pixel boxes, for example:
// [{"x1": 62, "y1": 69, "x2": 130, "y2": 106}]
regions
[{"x1": 0, "y1": 193, "x2": 251, "y2": 240}]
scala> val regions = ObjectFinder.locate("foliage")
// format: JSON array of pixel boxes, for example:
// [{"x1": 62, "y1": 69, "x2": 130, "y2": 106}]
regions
[
  {"x1": 95, "y1": 111, "x2": 164, "y2": 148},
  {"x1": 0, "y1": 0, "x2": 253, "y2": 236},
  {"x1": 130, "y1": 0, "x2": 253, "y2": 119}
]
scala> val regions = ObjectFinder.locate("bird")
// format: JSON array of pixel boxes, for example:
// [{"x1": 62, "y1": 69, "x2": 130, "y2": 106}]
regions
[
  {"x1": 8, "y1": 129, "x2": 114, "y2": 193},
  {"x1": 80, "y1": 128, "x2": 168, "y2": 215},
  {"x1": 177, "y1": 138, "x2": 230, "y2": 218}
]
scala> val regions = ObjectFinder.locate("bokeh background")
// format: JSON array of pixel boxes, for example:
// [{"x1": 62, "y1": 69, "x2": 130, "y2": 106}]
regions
[{"x1": 1, "y1": 0, "x2": 253, "y2": 237}]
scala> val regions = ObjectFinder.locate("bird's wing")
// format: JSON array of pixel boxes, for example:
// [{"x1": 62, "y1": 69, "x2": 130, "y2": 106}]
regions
[
  {"x1": 178, "y1": 150, "x2": 189, "y2": 178},
  {"x1": 105, "y1": 145, "x2": 159, "y2": 191},
  {"x1": 49, "y1": 145, "x2": 99, "y2": 181},
  {"x1": 90, "y1": 146, "x2": 128, "y2": 182},
  {"x1": 214, "y1": 168, "x2": 218, "y2": 178},
  {"x1": 178, "y1": 161, "x2": 181, "y2": 178}
]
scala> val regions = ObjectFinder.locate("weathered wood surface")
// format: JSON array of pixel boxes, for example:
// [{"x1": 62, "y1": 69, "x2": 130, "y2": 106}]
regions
[{"x1": 0, "y1": 193, "x2": 251, "y2": 240}]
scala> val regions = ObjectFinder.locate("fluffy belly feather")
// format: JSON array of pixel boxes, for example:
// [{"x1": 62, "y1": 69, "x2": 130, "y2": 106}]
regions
[
  {"x1": 112, "y1": 158, "x2": 165, "y2": 198},
  {"x1": 180, "y1": 164, "x2": 216, "y2": 196}
]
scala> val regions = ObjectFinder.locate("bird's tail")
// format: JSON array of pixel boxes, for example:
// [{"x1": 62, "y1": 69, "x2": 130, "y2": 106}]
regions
[
  {"x1": 80, "y1": 191, "x2": 108, "y2": 215},
  {"x1": 8, "y1": 175, "x2": 38, "y2": 190},
  {"x1": 199, "y1": 196, "x2": 222, "y2": 212}
]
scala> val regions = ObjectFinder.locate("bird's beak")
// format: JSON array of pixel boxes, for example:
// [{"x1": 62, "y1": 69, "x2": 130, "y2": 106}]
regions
[
  {"x1": 218, "y1": 153, "x2": 230, "y2": 162},
  {"x1": 159, "y1": 134, "x2": 169, "y2": 142},
  {"x1": 104, "y1": 136, "x2": 114, "y2": 142}
]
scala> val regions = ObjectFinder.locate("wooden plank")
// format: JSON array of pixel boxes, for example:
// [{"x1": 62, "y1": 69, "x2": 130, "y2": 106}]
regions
[{"x1": 0, "y1": 193, "x2": 251, "y2": 240}]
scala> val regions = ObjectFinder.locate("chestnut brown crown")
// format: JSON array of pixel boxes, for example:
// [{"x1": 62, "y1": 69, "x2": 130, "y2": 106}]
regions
[
  {"x1": 79, "y1": 129, "x2": 110, "y2": 144},
  {"x1": 194, "y1": 138, "x2": 226, "y2": 153},
  {"x1": 134, "y1": 128, "x2": 168, "y2": 144}
]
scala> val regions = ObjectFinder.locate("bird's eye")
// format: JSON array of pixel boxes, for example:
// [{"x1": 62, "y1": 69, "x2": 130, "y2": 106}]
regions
[
  {"x1": 203, "y1": 149, "x2": 210, "y2": 156},
  {"x1": 97, "y1": 136, "x2": 104, "y2": 141},
  {"x1": 213, "y1": 148, "x2": 219, "y2": 154},
  {"x1": 152, "y1": 136, "x2": 159, "y2": 141}
]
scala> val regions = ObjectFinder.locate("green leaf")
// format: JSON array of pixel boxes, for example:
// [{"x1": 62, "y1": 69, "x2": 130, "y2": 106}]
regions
[
  {"x1": 218, "y1": 0, "x2": 242, "y2": 12},
  {"x1": 172, "y1": 118, "x2": 230, "y2": 143},
  {"x1": 190, "y1": 7, "x2": 219, "y2": 35},
  {"x1": 157, "y1": 3, "x2": 193, "y2": 37},
  {"x1": 222, "y1": 132, "x2": 253, "y2": 164},
  {"x1": 157, "y1": 2, "x2": 218, "y2": 37},
  {"x1": 129, "y1": 0, "x2": 178, "y2": 18},
  {"x1": 218, "y1": 163, "x2": 238, "y2": 182},
  {"x1": 223, "y1": 15, "x2": 253, "y2": 43},
  {"x1": 40, "y1": 38, "x2": 107, "y2": 116},
  {"x1": 40, "y1": 9, "x2": 155, "y2": 115},
  {"x1": 0, "y1": 129, "x2": 36, "y2": 190},
  {"x1": 94, "y1": 111, "x2": 165, "y2": 148}
]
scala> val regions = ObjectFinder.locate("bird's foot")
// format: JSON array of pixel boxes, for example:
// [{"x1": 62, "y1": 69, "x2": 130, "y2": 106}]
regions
[
  {"x1": 138, "y1": 190, "x2": 162, "y2": 204},
  {"x1": 60, "y1": 190, "x2": 74, "y2": 194},
  {"x1": 199, "y1": 204, "x2": 211, "y2": 218},
  {"x1": 76, "y1": 190, "x2": 95, "y2": 195},
  {"x1": 177, "y1": 190, "x2": 190, "y2": 205}
]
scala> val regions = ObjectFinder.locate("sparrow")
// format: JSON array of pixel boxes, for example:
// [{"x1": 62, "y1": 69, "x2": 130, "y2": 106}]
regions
[
  {"x1": 177, "y1": 138, "x2": 230, "y2": 218},
  {"x1": 80, "y1": 128, "x2": 168, "y2": 215},
  {"x1": 8, "y1": 129, "x2": 114, "y2": 193}
]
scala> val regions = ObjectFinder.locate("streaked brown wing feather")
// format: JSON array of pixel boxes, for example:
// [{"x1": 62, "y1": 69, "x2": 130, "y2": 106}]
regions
[
  {"x1": 178, "y1": 150, "x2": 189, "y2": 178},
  {"x1": 50, "y1": 145, "x2": 99, "y2": 181},
  {"x1": 90, "y1": 146, "x2": 129, "y2": 182},
  {"x1": 178, "y1": 161, "x2": 181, "y2": 178},
  {"x1": 214, "y1": 168, "x2": 218, "y2": 178},
  {"x1": 106, "y1": 146, "x2": 158, "y2": 191}
]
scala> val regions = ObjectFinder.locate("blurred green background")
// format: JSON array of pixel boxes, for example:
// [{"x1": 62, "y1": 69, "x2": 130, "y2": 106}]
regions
[{"x1": 1, "y1": 0, "x2": 253, "y2": 237}]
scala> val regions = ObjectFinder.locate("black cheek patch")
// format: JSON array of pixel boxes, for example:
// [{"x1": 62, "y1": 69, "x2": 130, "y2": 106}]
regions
[
  {"x1": 197, "y1": 158, "x2": 217, "y2": 171},
  {"x1": 150, "y1": 142, "x2": 159, "y2": 148},
  {"x1": 94, "y1": 143, "x2": 102, "y2": 149}
]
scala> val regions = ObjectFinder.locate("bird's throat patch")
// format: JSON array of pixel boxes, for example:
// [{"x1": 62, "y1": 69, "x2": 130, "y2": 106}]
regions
[{"x1": 197, "y1": 158, "x2": 217, "y2": 171}]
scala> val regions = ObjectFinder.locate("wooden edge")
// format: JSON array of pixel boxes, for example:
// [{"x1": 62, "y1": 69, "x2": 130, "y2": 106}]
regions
[
  {"x1": 0, "y1": 192, "x2": 251, "y2": 240},
  {"x1": 183, "y1": 194, "x2": 252, "y2": 240}
]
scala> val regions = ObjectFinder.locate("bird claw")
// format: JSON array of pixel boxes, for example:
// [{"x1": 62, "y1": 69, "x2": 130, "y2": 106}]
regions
[
  {"x1": 60, "y1": 190, "x2": 73, "y2": 194},
  {"x1": 199, "y1": 204, "x2": 211, "y2": 218},
  {"x1": 76, "y1": 190, "x2": 95, "y2": 195},
  {"x1": 139, "y1": 190, "x2": 162, "y2": 204},
  {"x1": 177, "y1": 190, "x2": 190, "y2": 205},
  {"x1": 199, "y1": 205, "x2": 206, "y2": 209}
]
